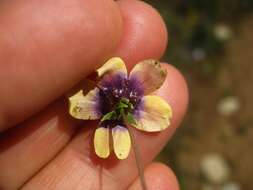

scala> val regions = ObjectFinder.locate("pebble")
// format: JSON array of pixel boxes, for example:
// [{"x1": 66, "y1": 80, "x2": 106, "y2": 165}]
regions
[
  {"x1": 214, "y1": 24, "x2": 233, "y2": 41},
  {"x1": 222, "y1": 182, "x2": 241, "y2": 190},
  {"x1": 201, "y1": 153, "x2": 230, "y2": 184},
  {"x1": 192, "y1": 48, "x2": 206, "y2": 61},
  {"x1": 217, "y1": 96, "x2": 240, "y2": 116}
]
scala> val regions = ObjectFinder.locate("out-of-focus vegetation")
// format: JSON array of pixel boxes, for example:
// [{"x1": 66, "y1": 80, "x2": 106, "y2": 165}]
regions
[
  {"x1": 146, "y1": 0, "x2": 253, "y2": 65},
  {"x1": 144, "y1": 1, "x2": 253, "y2": 190}
]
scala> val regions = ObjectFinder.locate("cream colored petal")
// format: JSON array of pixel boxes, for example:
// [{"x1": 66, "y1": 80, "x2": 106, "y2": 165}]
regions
[
  {"x1": 97, "y1": 57, "x2": 127, "y2": 77},
  {"x1": 112, "y1": 126, "x2": 131, "y2": 160},
  {"x1": 69, "y1": 88, "x2": 101, "y2": 120},
  {"x1": 129, "y1": 59, "x2": 167, "y2": 94},
  {"x1": 94, "y1": 127, "x2": 110, "y2": 158},
  {"x1": 133, "y1": 96, "x2": 172, "y2": 132}
]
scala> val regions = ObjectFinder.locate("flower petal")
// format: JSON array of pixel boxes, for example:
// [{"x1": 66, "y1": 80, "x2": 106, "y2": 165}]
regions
[
  {"x1": 112, "y1": 125, "x2": 131, "y2": 160},
  {"x1": 97, "y1": 57, "x2": 127, "y2": 78},
  {"x1": 133, "y1": 95, "x2": 172, "y2": 132},
  {"x1": 129, "y1": 59, "x2": 167, "y2": 94},
  {"x1": 94, "y1": 127, "x2": 110, "y2": 158},
  {"x1": 69, "y1": 88, "x2": 102, "y2": 120},
  {"x1": 97, "y1": 58, "x2": 127, "y2": 94}
]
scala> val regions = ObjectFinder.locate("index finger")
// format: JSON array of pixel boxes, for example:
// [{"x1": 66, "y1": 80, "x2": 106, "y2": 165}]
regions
[{"x1": 0, "y1": 0, "x2": 122, "y2": 131}]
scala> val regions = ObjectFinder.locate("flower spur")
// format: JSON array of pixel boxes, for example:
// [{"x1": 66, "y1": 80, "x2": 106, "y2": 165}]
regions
[{"x1": 68, "y1": 57, "x2": 172, "y2": 160}]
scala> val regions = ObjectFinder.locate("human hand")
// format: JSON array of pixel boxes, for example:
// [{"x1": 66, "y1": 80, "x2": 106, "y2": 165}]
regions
[{"x1": 0, "y1": 0, "x2": 188, "y2": 189}]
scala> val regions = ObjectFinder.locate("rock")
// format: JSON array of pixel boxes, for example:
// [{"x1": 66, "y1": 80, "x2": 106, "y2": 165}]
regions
[
  {"x1": 222, "y1": 182, "x2": 241, "y2": 190},
  {"x1": 201, "y1": 153, "x2": 230, "y2": 184},
  {"x1": 214, "y1": 24, "x2": 233, "y2": 41},
  {"x1": 217, "y1": 96, "x2": 240, "y2": 116},
  {"x1": 192, "y1": 48, "x2": 206, "y2": 61}
]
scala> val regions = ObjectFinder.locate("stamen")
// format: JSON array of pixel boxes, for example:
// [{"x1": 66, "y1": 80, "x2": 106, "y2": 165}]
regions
[{"x1": 96, "y1": 84, "x2": 113, "y2": 106}]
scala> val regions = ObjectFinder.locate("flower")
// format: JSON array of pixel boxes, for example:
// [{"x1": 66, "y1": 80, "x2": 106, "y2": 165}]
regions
[{"x1": 68, "y1": 57, "x2": 172, "y2": 159}]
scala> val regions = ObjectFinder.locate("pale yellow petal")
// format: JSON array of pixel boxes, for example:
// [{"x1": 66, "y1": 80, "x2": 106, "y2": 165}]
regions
[
  {"x1": 129, "y1": 59, "x2": 167, "y2": 94},
  {"x1": 94, "y1": 127, "x2": 110, "y2": 158},
  {"x1": 112, "y1": 126, "x2": 131, "y2": 160},
  {"x1": 133, "y1": 96, "x2": 172, "y2": 132},
  {"x1": 69, "y1": 88, "x2": 101, "y2": 120},
  {"x1": 97, "y1": 57, "x2": 127, "y2": 77}
]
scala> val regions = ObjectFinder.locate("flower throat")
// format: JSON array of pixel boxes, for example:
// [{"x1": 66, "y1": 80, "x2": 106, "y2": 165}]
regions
[{"x1": 97, "y1": 79, "x2": 139, "y2": 126}]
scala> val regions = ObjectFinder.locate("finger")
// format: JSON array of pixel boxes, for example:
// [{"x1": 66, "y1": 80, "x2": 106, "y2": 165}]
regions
[
  {"x1": 0, "y1": 0, "x2": 169, "y2": 189},
  {"x1": 114, "y1": 0, "x2": 168, "y2": 68},
  {"x1": 22, "y1": 64, "x2": 188, "y2": 190},
  {"x1": 0, "y1": 100, "x2": 77, "y2": 190},
  {"x1": 0, "y1": 0, "x2": 122, "y2": 131},
  {"x1": 128, "y1": 162, "x2": 179, "y2": 190}
]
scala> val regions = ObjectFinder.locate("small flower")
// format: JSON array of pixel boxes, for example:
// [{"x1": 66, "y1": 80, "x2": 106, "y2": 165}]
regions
[{"x1": 68, "y1": 57, "x2": 172, "y2": 159}]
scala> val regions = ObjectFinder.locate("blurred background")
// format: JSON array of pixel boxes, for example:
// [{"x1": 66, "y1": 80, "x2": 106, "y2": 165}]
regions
[{"x1": 143, "y1": 0, "x2": 253, "y2": 190}]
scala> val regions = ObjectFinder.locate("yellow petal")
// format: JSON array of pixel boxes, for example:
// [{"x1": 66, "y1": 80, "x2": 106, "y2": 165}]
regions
[
  {"x1": 97, "y1": 57, "x2": 127, "y2": 77},
  {"x1": 133, "y1": 96, "x2": 172, "y2": 132},
  {"x1": 112, "y1": 126, "x2": 131, "y2": 160},
  {"x1": 129, "y1": 59, "x2": 167, "y2": 94},
  {"x1": 94, "y1": 127, "x2": 110, "y2": 158},
  {"x1": 69, "y1": 88, "x2": 101, "y2": 120}
]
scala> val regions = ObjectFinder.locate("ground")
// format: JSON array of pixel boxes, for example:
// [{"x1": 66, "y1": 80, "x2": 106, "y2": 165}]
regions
[{"x1": 158, "y1": 16, "x2": 253, "y2": 190}]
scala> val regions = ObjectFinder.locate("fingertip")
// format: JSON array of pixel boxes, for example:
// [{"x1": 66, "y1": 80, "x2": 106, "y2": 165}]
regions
[
  {"x1": 146, "y1": 162, "x2": 180, "y2": 190},
  {"x1": 128, "y1": 162, "x2": 180, "y2": 190},
  {"x1": 115, "y1": 0, "x2": 168, "y2": 68},
  {"x1": 157, "y1": 63, "x2": 189, "y2": 128}
]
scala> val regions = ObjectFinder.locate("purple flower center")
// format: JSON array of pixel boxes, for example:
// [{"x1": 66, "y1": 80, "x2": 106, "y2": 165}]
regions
[{"x1": 97, "y1": 73, "x2": 143, "y2": 125}]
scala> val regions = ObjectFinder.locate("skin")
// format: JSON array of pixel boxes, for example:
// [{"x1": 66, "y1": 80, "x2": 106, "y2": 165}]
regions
[{"x1": 0, "y1": 0, "x2": 188, "y2": 190}]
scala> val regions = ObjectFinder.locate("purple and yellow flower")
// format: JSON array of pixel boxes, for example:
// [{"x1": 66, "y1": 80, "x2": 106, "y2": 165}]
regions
[{"x1": 68, "y1": 57, "x2": 172, "y2": 159}]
